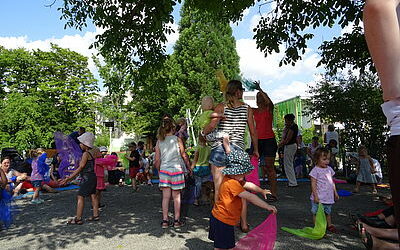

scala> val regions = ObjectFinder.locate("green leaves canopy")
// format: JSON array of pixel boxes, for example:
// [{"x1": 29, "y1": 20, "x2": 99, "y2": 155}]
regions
[{"x1": 0, "y1": 45, "x2": 98, "y2": 151}]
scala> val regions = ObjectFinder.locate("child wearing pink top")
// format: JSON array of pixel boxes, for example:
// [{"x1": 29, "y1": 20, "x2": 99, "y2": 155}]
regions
[{"x1": 309, "y1": 148, "x2": 339, "y2": 233}]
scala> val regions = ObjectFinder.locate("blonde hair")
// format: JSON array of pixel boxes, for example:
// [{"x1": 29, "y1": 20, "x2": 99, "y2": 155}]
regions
[
  {"x1": 201, "y1": 96, "x2": 214, "y2": 111},
  {"x1": 225, "y1": 80, "x2": 243, "y2": 108},
  {"x1": 176, "y1": 117, "x2": 186, "y2": 126},
  {"x1": 157, "y1": 118, "x2": 176, "y2": 141}
]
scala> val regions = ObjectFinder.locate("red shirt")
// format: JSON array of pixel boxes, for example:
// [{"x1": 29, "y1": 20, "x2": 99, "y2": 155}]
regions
[{"x1": 253, "y1": 109, "x2": 275, "y2": 139}]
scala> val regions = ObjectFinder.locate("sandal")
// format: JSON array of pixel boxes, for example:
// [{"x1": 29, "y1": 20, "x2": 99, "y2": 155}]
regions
[
  {"x1": 161, "y1": 220, "x2": 170, "y2": 229},
  {"x1": 173, "y1": 219, "x2": 184, "y2": 228},
  {"x1": 87, "y1": 216, "x2": 100, "y2": 222},
  {"x1": 67, "y1": 217, "x2": 83, "y2": 225},
  {"x1": 327, "y1": 225, "x2": 338, "y2": 233}
]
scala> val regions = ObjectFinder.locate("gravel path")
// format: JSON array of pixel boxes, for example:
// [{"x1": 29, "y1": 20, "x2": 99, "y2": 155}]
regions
[{"x1": 0, "y1": 181, "x2": 389, "y2": 250}]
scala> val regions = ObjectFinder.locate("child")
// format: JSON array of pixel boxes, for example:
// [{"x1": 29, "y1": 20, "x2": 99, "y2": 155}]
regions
[
  {"x1": 354, "y1": 145, "x2": 378, "y2": 194},
  {"x1": 309, "y1": 148, "x2": 339, "y2": 233},
  {"x1": 294, "y1": 149, "x2": 306, "y2": 178},
  {"x1": 154, "y1": 118, "x2": 191, "y2": 228},
  {"x1": 60, "y1": 132, "x2": 100, "y2": 224},
  {"x1": 125, "y1": 142, "x2": 141, "y2": 191},
  {"x1": 191, "y1": 133, "x2": 212, "y2": 206},
  {"x1": 209, "y1": 149, "x2": 277, "y2": 249},
  {"x1": 30, "y1": 148, "x2": 49, "y2": 204},
  {"x1": 199, "y1": 96, "x2": 231, "y2": 154},
  {"x1": 175, "y1": 117, "x2": 189, "y2": 145}
]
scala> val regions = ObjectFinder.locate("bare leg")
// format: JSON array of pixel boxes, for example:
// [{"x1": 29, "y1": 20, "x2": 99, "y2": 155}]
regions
[
  {"x1": 172, "y1": 189, "x2": 181, "y2": 221},
  {"x1": 354, "y1": 182, "x2": 361, "y2": 192},
  {"x1": 212, "y1": 165, "x2": 225, "y2": 203},
  {"x1": 265, "y1": 156, "x2": 277, "y2": 197},
  {"x1": 362, "y1": 222, "x2": 399, "y2": 240},
  {"x1": 372, "y1": 184, "x2": 378, "y2": 194},
  {"x1": 32, "y1": 187, "x2": 40, "y2": 200},
  {"x1": 76, "y1": 195, "x2": 84, "y2": 219},
  {"x1": 91, "y1": 193, "x2": 99, "y2": 217},
  {"x1": 42, "y1": 184, "x2": 57, "y2": 193},
  {"x1": 96, "y1": 190, "x2": 102, "y2": 206},
  {"x1": 162, "y1": 187, "x2": 172, "y2": 221},
  {"x1": 326, "y1": 214, "x2": 332, "y2": 227},
  {"x1": 240, "y1": 199, "x2": 249, "y2": 232},
  {"x1": 313, "y1": 215, "x2": 316, "y2": 225}
]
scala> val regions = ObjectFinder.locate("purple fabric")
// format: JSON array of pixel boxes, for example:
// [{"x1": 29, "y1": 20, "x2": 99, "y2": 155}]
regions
[
  {"x1": 309, "y1": 166, "x2": 335, "y2": 204},
  {"x1": 54, "y1": 132, "x2": 82, "y2": 179},
  {"x1": 30, "y1": 159, "x2": 43, "y2": 181}
]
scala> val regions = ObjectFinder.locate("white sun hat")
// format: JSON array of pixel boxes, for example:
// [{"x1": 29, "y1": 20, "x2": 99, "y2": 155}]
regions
[
  {"x1": 99, "y1": 146, "x2": 108, "y2": 152},
  {"x1": 77, "y1": 132, "x2": 95, "y2": 148}
]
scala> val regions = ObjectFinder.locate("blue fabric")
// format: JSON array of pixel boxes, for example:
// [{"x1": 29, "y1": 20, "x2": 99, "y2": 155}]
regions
[
  {"x1": 0, "y1": 189, "x2": 14, "y2": 228},
  {"x1": 37, "y1": 153, "x2": 50, "y2": 181}
]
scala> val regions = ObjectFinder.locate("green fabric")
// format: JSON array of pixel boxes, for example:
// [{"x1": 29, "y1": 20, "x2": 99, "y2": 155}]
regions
[
  {"x1": 198, "y1": 110, "x2": 213, "y2": 128},
  {"x1": 195, "y1": 145, "x2": 211, "y2": 167},
  {"x1": 281, "y1": 203, "x2": 327, "y2": 240}
]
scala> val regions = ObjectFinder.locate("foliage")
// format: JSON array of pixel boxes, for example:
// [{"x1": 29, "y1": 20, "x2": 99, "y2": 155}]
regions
[
  {"x1": 59, "y1": 0, "x2": 371, "y2": 87},
  {"x1": 304, "y1": 72, "x2": 387, "y2": 161},
  {"x1": 0, "y1": 45, "x2": 98, "y2": 151}
]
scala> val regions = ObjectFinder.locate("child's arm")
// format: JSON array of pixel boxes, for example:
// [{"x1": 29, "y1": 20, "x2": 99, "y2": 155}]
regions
[
  {"x1": 177, "y1": 137, "x2": 191, "y2": 172},
  {"x1": 154, "y1": 141, "x2": 161, "y2": 171},
  {"x1": 60, "y1": 152, "x2": 89, "y2": 185},
  {"x1": 368, "y1": 156, "x2": 376, "y2": 173},
  {"x1": 191, "y1": 150, "x2": 199, "y2": 171},
  {"x1": 238, "y1": 191, "x2": 277, "y2": 214},
  {"x1": 210, "y1": 112, "x2": 225, "y2": 119},
  {"x1": 311, "y1": 177, "x2": 319, "y2": 203},
  {"x1": 203, "y1": 103, "x2": 224, "y2": 135},
  {"x1": 125, "y1": 153, "x2": 136, "y2": 162},
  {"x1": 243, "y1": 181, "x2": 271, "y2": 198}
]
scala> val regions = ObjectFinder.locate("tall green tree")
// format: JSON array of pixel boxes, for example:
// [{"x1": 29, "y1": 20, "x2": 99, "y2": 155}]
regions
[
  {"x1": 166, "y1": 2, "x2": 240, "y2": 115},
  {"x1": 305, "y1": 72, "x2": 386, "y2": 160},
  {"x1": 0, "y1": 45, "x2": 98, "y2": 151},
  {"x1": 59, "y1": 1, "x2": 368, "y2": 85}
]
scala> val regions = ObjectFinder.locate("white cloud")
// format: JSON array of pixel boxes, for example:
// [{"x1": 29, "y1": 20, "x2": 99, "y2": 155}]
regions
[
  {"x1": 341, "y1": 21, "x2": 363, "y2": 35},
  {"x1": 269, "y1": 79, "x2": 318, "y2": 103},
  {"x1": 0, "y1": 28, "x2": 104, "y2": 75},
  {"x1": 236, "y1": 38, "x2": 320, "y2": 81},
  {"x1": 165, "y1": 23, "x2": 179, "y2": 51}
]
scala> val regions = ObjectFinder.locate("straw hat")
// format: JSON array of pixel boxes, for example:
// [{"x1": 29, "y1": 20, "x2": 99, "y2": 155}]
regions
[
  {"x1": 77, "y1": 132, "x2": 95, "y2": 148},
  {"x1": 222, "y1": 149, "x2": 254, "y2": 175}
]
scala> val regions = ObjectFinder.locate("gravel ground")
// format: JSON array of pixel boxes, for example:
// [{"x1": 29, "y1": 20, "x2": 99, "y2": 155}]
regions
[{"x1": 0, "y1": 181, "x2": 390, "y2": 250}]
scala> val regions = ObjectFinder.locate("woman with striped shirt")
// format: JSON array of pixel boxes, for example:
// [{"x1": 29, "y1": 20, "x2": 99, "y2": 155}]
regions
[{"x1": 203, "y1": 80, "x2": 259, "y2": 232}]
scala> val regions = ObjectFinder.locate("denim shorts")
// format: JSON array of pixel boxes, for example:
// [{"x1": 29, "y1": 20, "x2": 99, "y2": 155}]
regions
[
  {"x1": 311, "y1": 201, "x2": 333, "y2": 215},
  {"x1": 209, "y1": 143, "x2": 242, "y2": 167}
]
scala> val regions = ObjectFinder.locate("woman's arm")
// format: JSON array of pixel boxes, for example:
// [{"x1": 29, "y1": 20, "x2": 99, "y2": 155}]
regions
[
  {"x1": 278, "y1": 129, "x2": 294, "y2": 148},
  {"x1": 178, "y1": 137, "x2": 191, "y2": 171},
  {"x1": 203, "y1": 103, "x2": 224, "y2": 135},
  {"x1": 247, "y1": 107, "x2": 259, "y2": 158},
  {"x1": 0, "y1": 169, "x2": 7, "y2": 188}
]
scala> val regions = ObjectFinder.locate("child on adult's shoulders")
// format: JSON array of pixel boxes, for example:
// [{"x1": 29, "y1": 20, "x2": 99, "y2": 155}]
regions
[{"x1": 209, "y1": 149, "x2": 277, "y2": 250}]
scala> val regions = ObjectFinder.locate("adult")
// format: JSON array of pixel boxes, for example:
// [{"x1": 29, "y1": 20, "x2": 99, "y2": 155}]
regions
[
  {"x1": 252, "y1": 82, "x2": 278, "y2": 201},
  {"x1": 364, "y1": 0, "x2": 400, "y2": 244},
  {"x1": 278, "y1": 113, "x2": 298, "y2": 187},
  {"x1": 125, "y1": 142, "x2": 140, "y2": 191},
  {"x1": 1, "y1": 156, "x2": 28, "y2": 194},
  {"x1": 69, "y1": 127, "x2": 86, "y2": 146},
  {"x1": 204, "y1": 80, "x2": 259, "y2": 232}
]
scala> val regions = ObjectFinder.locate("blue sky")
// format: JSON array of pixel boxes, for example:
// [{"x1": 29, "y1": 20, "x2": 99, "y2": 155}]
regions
[{"x1": 0, "y1": 0, "x2": 344, "y2": 103}]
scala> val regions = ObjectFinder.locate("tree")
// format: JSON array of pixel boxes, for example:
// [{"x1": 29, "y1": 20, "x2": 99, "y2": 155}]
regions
[
  {"x1": 59, "y1": 1, "x2": 369, "y2": 87},
  {"x1": 0, "y1": 45, "x2": 98, "y2": 151},
  {"x1": 305, "y1": 72, "x2": 387, "y2": 161}
]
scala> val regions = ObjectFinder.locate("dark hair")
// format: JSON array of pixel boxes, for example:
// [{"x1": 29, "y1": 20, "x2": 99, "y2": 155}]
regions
[
  {"x1": 111, "y1": 152, "x2": 118, "y2": 156},
  {"x1": 1, "y1": 156, "x2": 11, "y2": 163},
  {"x1": 312, "y1": 136, "x2": 319, "y2": 141},
  {"x1": 138, "y1": 141, "x2": 144, "y2": 146},
  {"x1": 328, "y1": 125, "x2": 335, "y2": 131},
  {"x1": 284, "y1": 113, "x2": 295, "y2": 122},
  {"x1": 313, "y1": 148, "x2": 330, "y2": 164}
]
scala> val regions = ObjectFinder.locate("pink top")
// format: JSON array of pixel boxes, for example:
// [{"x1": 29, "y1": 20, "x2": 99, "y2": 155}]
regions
[
  {"x1": 253, "y1": 109, "x2": 275, "y2": 139},
  {"x1": 309, "y1": 166, "x2": 335, "y2": 204},
  {"x1": 95, "y1": 155, "x2": 118, "y2": 177}
]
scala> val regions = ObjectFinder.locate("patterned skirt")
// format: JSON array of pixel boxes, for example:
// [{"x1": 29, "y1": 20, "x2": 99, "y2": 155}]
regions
[{"x1": 159, "y1": 166, "x2": 185, "y2": 190}]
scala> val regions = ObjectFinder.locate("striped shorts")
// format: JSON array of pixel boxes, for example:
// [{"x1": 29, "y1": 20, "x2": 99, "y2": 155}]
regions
[{"x1": 159, "y1": 168, "x2": 185, "y2": 190}]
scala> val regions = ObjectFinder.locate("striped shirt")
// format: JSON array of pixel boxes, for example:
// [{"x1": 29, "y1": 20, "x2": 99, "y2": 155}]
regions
[{"x1": 212, "y1": 104, "x2": 249, "y2": 149}]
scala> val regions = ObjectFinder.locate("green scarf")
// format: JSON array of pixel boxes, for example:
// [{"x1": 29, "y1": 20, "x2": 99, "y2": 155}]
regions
[{"x1": 281, "y1": 203, "x2": 327, "y2": 239}]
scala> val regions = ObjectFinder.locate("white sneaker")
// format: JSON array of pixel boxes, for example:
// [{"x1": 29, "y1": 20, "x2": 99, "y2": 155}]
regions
[{"x1": 31, "y1": 199, "x2": 40, "y2": 204}]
